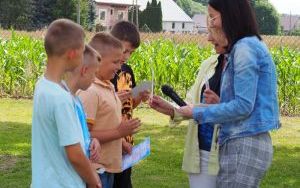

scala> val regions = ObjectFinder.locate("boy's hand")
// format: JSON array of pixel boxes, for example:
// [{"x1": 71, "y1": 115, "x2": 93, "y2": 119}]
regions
[
  {"x1": 122, "y1": 140, "x2": 133, "y2": 155},
  {"x1": 117, "y1": 90, "x2": 132, "y2": 103},
  {"x1": 203, "y1": 89, "x2": 220, "y2": 104},
  {"x1": 87, "y1": 172, "x2": 102, "y2": 188},
  {"x1": 65, "y1": 144, "x2": 101, "y2": 188},
  {"x1": 118, "y1": 118, "x2": 141, "y2": 137},
  {"x1": 89, "y1": 138, "x2": 101, "y2": 163}
]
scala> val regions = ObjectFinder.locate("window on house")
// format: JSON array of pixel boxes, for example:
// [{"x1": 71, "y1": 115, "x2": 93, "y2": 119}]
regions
[
  {"x1": 182, "y1": 23, "x2": 185, "y2": 29},
  {"x1": 99, "y1": 9, "x2": 106, "y2": 21},
  {"x1": 111, "y1": 9, "x2": 113, "y2": 15},
  {"x1": 172, "y1": 22, "x2": 175, "y2": 29},
  {"x1": 117, "y1": 11, "x2": 125, "y2": 20}
]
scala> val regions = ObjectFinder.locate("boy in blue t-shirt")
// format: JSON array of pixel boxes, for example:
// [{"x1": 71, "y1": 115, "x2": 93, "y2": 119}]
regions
[
  {"x1": 31, "y1": 19, "x2": 101, "y2": 188},
  {"x1": 63, "y1": 44, "x2": 102, "y2": 161}
]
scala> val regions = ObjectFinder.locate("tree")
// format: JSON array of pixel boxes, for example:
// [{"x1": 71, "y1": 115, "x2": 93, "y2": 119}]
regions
[
  {"x1": 254, "y1": 1, "x2": 280, "y2": 35},
  {"x1": 31, "y1": 0, "x2": 56, "y2": 29},
  {"x1": 150, "y1": 0, "x2": 162, "y2": 32},
  {"x1": 52, "y1": 0, "x2": 77, "y2": 20},
  {"x1": 176, "y1": 0, "x2": 192, "y2": 17},
  {"x1": 0, "y1": 0, "x2": 33, "y2": 30},
  {"x1": 138, "y1": 0, "x2": 162, "y2": 32},
  {"x1": 290, "y1": 28, "x2": 300, "y2": 36},
  {"x1": 193, "y1": 0, "x2": 208, "y2": 6},
  {"x1": 87, "y1": 0, "x2": 96, "y2": 31},
  {"x1": 176, "y1": 0, "x2": 206, "y2": 17},
  {"x1": 156, "y1": 1, "x2": 163, "y2": 32},
  {"x1": 32, "y1": 0, "x2": 84, "y2": 30}
]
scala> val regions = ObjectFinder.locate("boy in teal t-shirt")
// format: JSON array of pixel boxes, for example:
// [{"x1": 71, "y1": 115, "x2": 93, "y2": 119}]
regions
[{"x1": 31, "y1": 19, "x2": 101, "y2": 188}]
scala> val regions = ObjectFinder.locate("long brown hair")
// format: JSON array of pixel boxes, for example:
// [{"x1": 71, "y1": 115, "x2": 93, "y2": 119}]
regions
[{"x1": 208, "y1": 0, "x2": 261, "y2": 50}]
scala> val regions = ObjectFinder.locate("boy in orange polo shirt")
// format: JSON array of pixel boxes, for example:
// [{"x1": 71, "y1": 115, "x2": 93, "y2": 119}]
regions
[{"x1": 78, "y1": 33, "x2": 141, "y2": 188}]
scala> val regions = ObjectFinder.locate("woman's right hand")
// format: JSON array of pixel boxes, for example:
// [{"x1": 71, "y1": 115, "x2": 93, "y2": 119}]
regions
[{"x1": 149, "y1": 95, "x2": 174, "y2": 117}]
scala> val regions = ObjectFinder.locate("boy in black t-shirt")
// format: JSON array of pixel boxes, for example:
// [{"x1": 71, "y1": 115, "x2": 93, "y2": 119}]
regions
[{"x1": 110, "y1": 21, "x2": 149, "y2": 188}]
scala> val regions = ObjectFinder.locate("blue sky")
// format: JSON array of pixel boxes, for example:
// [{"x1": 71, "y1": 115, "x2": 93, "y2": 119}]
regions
[{"x1": 269, "y1": 0, "x2": 300, "y2": 15}]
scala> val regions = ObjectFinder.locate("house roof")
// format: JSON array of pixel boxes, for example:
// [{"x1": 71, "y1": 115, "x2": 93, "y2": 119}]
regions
[
  {"x1": 95, "y1": 0, "x2": 135, "y2": 6},
  {"x1": 137, "y1": 0, "x2": 194, "y2": 23}
]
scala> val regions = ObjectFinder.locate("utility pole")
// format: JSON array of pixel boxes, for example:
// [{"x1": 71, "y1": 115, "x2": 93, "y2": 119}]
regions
[
  {"x1": 135, "y1": 0, "x2": 139, "y2": 28},
  {"x1": 131, "y1": 0, "x2": 134, "y2": 23},
  {"x1": 77, "y1": 0, "x2": 81, "y2": 24}
]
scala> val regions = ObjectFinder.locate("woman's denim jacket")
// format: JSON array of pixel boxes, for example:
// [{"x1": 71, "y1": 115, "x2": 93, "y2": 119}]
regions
[{"x1": 193, "y1": 36, "x2": 280, "y2": 145}]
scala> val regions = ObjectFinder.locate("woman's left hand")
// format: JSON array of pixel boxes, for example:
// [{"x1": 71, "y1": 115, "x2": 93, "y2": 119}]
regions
[
  {"x1": 204, "y1": 89, "x2": 220, "y2": 104},
  {"x1": 176, "y1": 104, "x2": 194, "y2": 118}
]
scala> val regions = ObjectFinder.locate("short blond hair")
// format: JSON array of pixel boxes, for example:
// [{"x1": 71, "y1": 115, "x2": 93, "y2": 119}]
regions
[
  {"x1": 89, "y1": 32, "x2": 123, "y2": 57},
  {"x1": 44, "y1": 19, "x2": 85, "y2": 57},
  {"x1": 84, "y1": 44, "x2": 101, "y2": 67}
]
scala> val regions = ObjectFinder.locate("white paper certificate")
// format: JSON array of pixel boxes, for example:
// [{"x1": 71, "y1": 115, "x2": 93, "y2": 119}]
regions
[
  {"x1": 131, "y1": 81, "x2": 153, "y2": 98},
  {"x1": 122, "y1": 137, "x2": 151, "y2": 171}
]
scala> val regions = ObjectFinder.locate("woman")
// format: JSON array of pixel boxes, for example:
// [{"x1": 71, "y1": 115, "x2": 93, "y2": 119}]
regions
[
  {"x1": 150, "y1": 27, "x2": 228, "y2": 188},
  {"x1": 176, "y1": 0, "x2": 280, "y2": 187}
]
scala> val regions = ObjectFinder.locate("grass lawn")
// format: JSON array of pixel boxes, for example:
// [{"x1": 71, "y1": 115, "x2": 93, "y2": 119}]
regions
[{"x1": 0, "y1": 98, "x2": 299, "y2": 188}]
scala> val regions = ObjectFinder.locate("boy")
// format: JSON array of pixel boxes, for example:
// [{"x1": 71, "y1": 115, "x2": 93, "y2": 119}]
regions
[
  {"x1": 63, "y1": 44, "x2": 102, "y2": 162},
  {"x1": 31, "y1": 19, "x2": 101, "y2": 188},
  {"x1": 78, "y1": 33, "x2": 141, "y2": 188},
  {"x1": 110, "y1": 21, "x2": 149, "y2": 188}
]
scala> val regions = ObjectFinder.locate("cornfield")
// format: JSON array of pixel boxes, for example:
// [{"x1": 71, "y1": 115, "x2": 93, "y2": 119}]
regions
[
  {"x1": 0, "y1": 32, "x2": 46, "y2": 98},
  {"x1": 0, "y1": 33, "x2": 299, "y2": 115}
]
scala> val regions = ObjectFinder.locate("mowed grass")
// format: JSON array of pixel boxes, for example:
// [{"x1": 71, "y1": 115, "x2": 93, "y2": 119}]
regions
[{"x1": 0, "y1": 98, "x2": 299, "y2": 188}]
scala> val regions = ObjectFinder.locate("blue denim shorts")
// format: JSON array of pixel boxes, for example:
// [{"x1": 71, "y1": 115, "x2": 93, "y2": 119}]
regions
[{"x1": 99, "y1": 172, "x2": 114, "y2": 188}]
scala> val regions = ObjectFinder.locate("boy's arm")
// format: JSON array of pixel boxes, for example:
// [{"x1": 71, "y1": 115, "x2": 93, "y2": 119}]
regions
[
  {"x1": 54, "y1": 96, "x2": 101, "y2": 187},
  {"x1": 133, "y1": 96, "x2": 142, "y2": 109},
  {"x1": 89, "y1": 118, "x2": 141, "y2": 143},
  {"x1": 65, "y1": 143, "x2": 101, "y2": 188}
]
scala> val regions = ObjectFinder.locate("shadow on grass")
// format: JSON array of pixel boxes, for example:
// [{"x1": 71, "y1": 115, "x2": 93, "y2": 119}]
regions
[
  {"x1": 0, "y1": 121, "x2": 31, "y2": 155},
  {"x1": 0, "y1": 121, "x2": 31, "y2": 188},
  {"x1": 133, "y1": 122, "x2": 189, "y2": 188},
  {"x1": 261, "y1": 146, "x2": 300, "y2": 188}
]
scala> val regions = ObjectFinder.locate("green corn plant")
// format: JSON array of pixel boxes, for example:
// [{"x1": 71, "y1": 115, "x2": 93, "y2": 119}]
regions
[
  {"x1": 0, "y1": 31, "x2": 45, "y2": 98},
  {"x1": 271, "y1": 47, "x2": 300, "y2": 115}
]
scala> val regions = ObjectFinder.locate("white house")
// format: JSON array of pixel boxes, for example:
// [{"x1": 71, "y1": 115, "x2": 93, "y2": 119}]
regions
[{"x1": 138, "y1": 0, "x2": 194, "y2": 33}]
